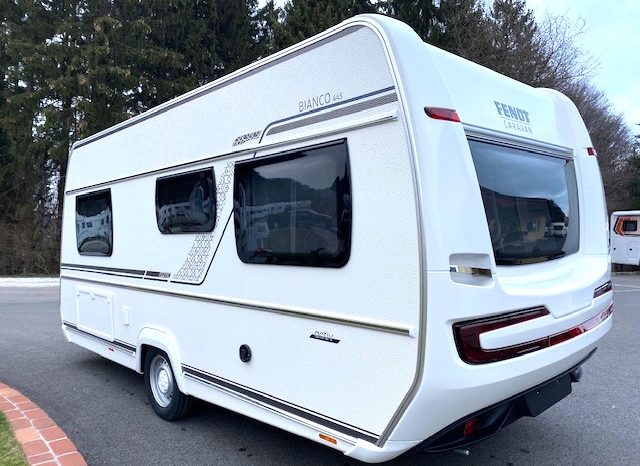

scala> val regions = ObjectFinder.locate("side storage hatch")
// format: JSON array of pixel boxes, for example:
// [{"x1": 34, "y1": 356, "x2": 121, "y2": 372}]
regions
[{"x1": 76, "y1": 286, "x2": 114, "y2": 341}]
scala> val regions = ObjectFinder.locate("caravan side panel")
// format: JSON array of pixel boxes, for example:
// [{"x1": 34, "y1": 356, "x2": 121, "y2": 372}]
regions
[{"x1": 61, "y1": 24, "x2": 422, "y2": 443}]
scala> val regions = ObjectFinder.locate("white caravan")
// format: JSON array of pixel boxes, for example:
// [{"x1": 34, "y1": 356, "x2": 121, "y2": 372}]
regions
[
  {"x1": 610, "y1": 210, "x2": 640, "y2": 265},
  {"x1": 59, "y1": 14, "x2": 612, "y2": 463}
]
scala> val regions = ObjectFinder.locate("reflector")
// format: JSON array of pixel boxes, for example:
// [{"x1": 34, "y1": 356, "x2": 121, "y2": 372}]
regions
[
  {"x1": 424, "y1": 107, "x2": 461, "y2": 122},
  {"x1": 319, "y1": 433, "x2": 337, "y2": 445},
  {"x1": 463, "y1": 417, "x2": 478, "y2": 437}
]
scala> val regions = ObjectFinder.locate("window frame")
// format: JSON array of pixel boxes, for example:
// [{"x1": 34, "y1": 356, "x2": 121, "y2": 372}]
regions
[
  {"x1": 155, "y1": 167, "x2": 217, "y2": 234},
  {"x1": 233, "y1": 139, "x2": 352, "y2": 268},
  {"x1": 75, "y1": 188, "x2": 113, "y2": 257}
]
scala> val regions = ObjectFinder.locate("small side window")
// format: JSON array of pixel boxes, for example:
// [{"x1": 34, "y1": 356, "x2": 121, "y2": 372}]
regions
[
  {"x1": 76, "y1": 189, "x2": 113, "y2": 256},
  {"x1": 156, "y1": 168, "x2": 216, "y2": 233},
  {"x1": 622, "y1": 220, "x2": 637, "y2": 232},
  {"x1": 234, "y1": 139, "x2": 352, "y2": 267}
]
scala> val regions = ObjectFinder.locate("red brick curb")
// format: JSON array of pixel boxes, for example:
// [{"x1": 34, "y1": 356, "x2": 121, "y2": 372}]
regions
[{"x1": 0, "y1": 383, "x2": 87, "y2": 466}]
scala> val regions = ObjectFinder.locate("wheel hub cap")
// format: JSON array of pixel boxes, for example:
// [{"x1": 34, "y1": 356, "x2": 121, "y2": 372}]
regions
[
  {"x1": 150, "y1": 355, "x2": 173, "y2": 408},
  {"x1": 158, "y1": 369, "x2": 170, "y2": 393}
]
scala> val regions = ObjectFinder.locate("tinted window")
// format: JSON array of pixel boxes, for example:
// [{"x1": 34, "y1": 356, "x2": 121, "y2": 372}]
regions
[
  {"x1": 156, "y1": 168, "x2": 216, "y2": 233},
  {"x1": 76, "y1": 190, "x2": 113, "y2": 256},
  {"x1": 469, "y1": 140, "x2": 579, "y2": 265},
  {"x1": 622, "y1": 220, "x2": 637, "y2": 232},
  {"x1": 234, "y1": 140, "x2": 351, "y2": 267}
]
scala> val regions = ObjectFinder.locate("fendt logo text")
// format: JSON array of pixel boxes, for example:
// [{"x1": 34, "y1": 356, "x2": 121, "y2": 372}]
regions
[{"x1": 494, "y1": 100, "x2": 532, "y2": 134}]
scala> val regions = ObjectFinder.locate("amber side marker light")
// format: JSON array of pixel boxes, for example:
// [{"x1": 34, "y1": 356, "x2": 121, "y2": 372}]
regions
[
  {"x1": 454, "y1": 304, "x2": 613, "y2": 364},
  {"x1": 319, "y1": 433, "x2": 337, "y2": 445},
  {"x1": 424, "y1": 107, "x2": 461, "y2": 122}
]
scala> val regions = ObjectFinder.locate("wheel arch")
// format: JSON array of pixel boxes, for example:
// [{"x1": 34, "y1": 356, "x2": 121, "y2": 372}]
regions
[{"x1": 137, "y1": 326, "x2": 187, "y2": 393}]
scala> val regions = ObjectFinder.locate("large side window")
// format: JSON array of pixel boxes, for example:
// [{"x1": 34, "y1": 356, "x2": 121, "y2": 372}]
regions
[
  {"x1": 234, "y1": 140, "x2": 352, "y2": 267},
  {"x1": 156, "y1": 168, "x2": 216, "y2": 233},
  {"x1": 76, "y1": 190, "x2": 113, "y2": 256}
]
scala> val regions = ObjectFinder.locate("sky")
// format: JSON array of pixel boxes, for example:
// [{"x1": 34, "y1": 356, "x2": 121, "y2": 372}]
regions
[{"x1": 526, "y1": 0, "x2": 640, "y2": 132}]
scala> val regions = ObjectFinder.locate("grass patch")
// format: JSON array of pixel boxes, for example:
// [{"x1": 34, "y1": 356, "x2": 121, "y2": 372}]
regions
[{"x1": 0, "y1": 413, "x2": 27, "y2": 466}]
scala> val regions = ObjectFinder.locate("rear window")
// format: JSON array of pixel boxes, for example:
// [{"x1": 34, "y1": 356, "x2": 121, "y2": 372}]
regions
[{"x1": 469, "y1": 140, "x2": 579, "y2": 265}]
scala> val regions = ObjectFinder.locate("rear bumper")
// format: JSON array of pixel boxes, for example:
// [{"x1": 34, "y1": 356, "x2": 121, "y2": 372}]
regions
[
  {"x1": 344, "y1": 348, "x2": 597, "y2": 463},
  {"x1": 415, "y1": 347, "x2": 596, "y2": 453},
  {"x1": 385, "y1": 268, "x2": 611, "y2": 444}
]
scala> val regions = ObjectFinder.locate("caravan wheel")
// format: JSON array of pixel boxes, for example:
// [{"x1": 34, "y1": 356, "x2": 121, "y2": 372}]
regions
[{"x1": 144, "y1": 349, "x2": 192, "y2": 421}]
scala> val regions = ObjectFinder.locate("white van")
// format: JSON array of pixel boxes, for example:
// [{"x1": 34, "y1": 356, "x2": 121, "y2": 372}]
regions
[
  {"x1": 59, "y1": 14, "x2": 612, "y2": 463},
  {"x1": 610, "y1": 210, "x2": 640, "y2": 265}
]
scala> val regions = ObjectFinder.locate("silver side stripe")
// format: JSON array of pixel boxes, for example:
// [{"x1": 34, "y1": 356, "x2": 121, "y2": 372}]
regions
[
  {"x1": 60, "y1": 274, "x2": 414, "y2": 336},
  {"x1": 266, "y1": 91, "x2": 398, "y2": 137}
]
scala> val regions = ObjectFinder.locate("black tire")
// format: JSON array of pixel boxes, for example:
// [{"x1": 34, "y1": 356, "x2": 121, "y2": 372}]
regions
[{"x1": 144, "y1": 348, "x2": 192, "y2": 421}]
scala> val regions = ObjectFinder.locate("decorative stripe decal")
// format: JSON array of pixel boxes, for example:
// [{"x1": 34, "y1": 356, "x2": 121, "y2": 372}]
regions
[
  {"x1": 63, "y1": 321, "x2": 136, "y2": 353},
  {"x1": 182, "y1": 365, "x2": 378, "y2": 443},
  {"x1": 613, "y1": 216, "x2": 640, "y2": 236},
  {"x1": 59, "y1": 275, "x2": 413, "y2": 336},
  {"x1": 266, "y1": 89, "x2": 397, "y2": 137},
  {"x1": 60, "y1": 263, "x2": 169, "y2": 282},
  {"x1": 61, "y1": 263, "x2": 145, "y2": 276},
  {"x1": 171, "y1": 161, "x2": 235, "y2": 284},
  {"x1": 169, "y1": 211, "x2": 234, "y2": 286}
]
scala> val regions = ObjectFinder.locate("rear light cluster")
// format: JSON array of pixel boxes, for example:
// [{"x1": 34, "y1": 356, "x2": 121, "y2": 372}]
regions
[
  {"x1": 547, "y1": 304, "x2": 613, "y2": 347},
  {"x1": 454, "y1": 302, "x2": 613, "y2": 365},
  {"x1": 453, "y1": 307, "x2": 549, "y2": 364}
]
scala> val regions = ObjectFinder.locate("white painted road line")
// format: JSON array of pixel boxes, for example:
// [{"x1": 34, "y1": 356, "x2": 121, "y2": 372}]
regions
[{"x1": 612, "y1": 283, "x2": 640, "y2": 289}]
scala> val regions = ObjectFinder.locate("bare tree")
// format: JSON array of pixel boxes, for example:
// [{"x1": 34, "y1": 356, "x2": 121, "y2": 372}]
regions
[
  {"x1": 564, "y1": 80, "x2": 637, "y2": 212},
  {"x1": 534, "y1": 14, "x2": 597, "y2": 90}
]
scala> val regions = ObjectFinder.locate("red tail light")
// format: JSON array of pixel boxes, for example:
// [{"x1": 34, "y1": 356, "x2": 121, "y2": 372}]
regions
[
  {"x1": 548, "y1": 305, "x2": 613, "y2": 346},
  {"x1": 424, "y1": 107, "x2": 460, "y2": 122},
  {"x1": 454, "y1": 307, "x2": 549, "y2": 364},
  {"x1": 587, "y1": 147, "x2": 597, "y2": 156},
  {"x1": 454, "y1": 304, "x2": 612, "y2": 364}
]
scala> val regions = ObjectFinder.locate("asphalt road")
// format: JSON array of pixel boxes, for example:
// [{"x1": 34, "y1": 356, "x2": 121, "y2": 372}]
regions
[{"x1": 0, "y1": 277, "x2": 638, "y2": 466}]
